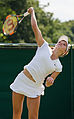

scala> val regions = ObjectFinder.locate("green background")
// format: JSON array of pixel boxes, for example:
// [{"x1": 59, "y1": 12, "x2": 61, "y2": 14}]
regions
[{"x1": 0, "y1": 46, "x2": 74, "y2": 119}]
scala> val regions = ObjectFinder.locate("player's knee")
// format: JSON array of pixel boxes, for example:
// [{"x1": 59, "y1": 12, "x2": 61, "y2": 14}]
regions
[
  {"x1": 29, "y1": 113, "x2": 38, "y2": 119},
  {"x1": 28, "y1": 108, "x2": 39, "y2": 119},
  {"x1": 13, "y1": 107, "x2": 22, "y2": 115}
]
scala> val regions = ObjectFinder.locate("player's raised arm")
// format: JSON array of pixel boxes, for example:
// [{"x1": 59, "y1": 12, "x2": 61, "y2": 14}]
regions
[{"x1": 27, "y1": 7, "x2": 44, "y2": 47}]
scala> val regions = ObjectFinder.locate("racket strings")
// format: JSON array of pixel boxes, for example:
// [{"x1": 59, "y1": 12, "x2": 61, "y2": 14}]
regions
[{"x1": 3, "y1": 16, "x2": 18, "y2": 35}]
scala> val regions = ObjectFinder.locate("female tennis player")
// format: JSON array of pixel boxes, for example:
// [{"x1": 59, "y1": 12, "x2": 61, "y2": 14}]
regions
[{"x1": 10, "y1": 7, "x2": 69, "y2": 119}]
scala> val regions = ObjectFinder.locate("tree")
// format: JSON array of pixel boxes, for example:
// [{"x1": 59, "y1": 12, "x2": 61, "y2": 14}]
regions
[{"x1": 0, "y1": 0, "x2": 73, "y2": 44}]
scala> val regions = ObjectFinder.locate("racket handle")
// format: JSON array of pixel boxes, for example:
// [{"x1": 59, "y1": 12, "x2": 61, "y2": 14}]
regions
[
  {"x1": 24, "y1": 12, "x2": 30, "y2": 17},
  {"x1": 19, "y1": 12, "x2": 29, "y2": 24}
]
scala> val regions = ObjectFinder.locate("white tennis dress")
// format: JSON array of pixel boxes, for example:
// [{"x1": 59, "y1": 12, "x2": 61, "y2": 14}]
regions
[{"x1": 10, "y1": 41, "x2": 62, "y2": 98}]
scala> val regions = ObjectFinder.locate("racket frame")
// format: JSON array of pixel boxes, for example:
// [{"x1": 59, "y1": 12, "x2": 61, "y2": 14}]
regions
[{"x1": 3, "y1": 12, "x2": 30, "y2": 35}]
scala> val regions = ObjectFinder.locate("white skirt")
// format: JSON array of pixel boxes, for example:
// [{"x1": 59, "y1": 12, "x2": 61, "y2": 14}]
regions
[{"x1": 10, "y1": 71, "x2": 45, "y2": 98}]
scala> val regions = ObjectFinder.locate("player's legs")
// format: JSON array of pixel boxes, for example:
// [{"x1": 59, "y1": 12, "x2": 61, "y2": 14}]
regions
[
  {"x1": 12, "y1": 91, "x2": 24, "y2": 119},
  {"x1": 27, "y1": 96, "x2": 41, "y2": 119}
]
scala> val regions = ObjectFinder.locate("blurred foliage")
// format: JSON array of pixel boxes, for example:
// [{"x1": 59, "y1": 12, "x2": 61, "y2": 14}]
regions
[{"x1": 0, "y1": 0, "x2": 74, "y2": 43}]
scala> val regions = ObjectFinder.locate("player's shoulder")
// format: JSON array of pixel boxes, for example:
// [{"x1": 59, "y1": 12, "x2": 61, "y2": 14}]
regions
[
  {"x1": 55, "y1": 59, "x2": 63, "y2": 72},
  {"x1": 39, "y1": 40, "x2": 48, "y2": 48},
  {"x1": 57, "y1": 59, "x2": 62, "y2": 66}
]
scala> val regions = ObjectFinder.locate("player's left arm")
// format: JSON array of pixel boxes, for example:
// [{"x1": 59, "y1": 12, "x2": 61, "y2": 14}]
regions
[
  {"x1": 45, "y1": 72, "x2": 60, "y2": 87},
  {"x1": 51, "y1": 71, "x2": 60, "y2": 80}
]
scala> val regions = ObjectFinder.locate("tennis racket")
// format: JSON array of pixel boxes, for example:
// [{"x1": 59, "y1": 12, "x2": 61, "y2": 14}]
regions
[{"x1": 3, "y1": 12, "x2": 30, "y2": 35}]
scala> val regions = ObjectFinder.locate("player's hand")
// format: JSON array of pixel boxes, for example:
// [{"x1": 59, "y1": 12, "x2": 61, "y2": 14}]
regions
[
  {"x1": 27, "y1": 7, "x2": 34, "y2": 14},
  {"x1": 45, "y1": 77, "x2": 54, "y2": 87}
]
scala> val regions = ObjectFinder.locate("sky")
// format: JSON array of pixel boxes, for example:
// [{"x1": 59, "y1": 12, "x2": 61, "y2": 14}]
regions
[{"x1": 38, "y1": 0, "x2": 74, "y2": 22}]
